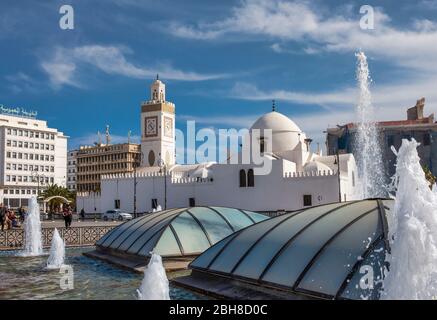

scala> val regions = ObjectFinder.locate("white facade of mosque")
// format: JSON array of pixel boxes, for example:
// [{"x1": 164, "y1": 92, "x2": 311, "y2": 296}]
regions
[{"x1": 77, "y1": 79, "x2": 358, "y2": 214}]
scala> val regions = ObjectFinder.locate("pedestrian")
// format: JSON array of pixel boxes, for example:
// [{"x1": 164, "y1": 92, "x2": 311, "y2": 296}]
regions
[
  {"x1": 18, "y1": 207, "x2": 26, "y2": 223},
  {"x1": 0, "y1": 203, "x2": 6, "y2": 232},
  {"x1": 62, "y1": 206, "x2": 70, "y2": 228},
  {"x1": 80, "y1": 208, "x2": 85, "y2": 220},
  {"x1": 67, "y1": 206, "x2": 73, "y2": 228}
]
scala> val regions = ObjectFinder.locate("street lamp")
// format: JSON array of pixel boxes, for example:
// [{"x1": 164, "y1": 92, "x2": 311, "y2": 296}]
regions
[
  {"x1": 334, "y1": 149, "x2": 342, "y2": 203},
  {"x1": 158, "y1": 157, "x2": 167, "y2": 210},
  {"x1": 133, "y1": 152, "x2": 144, "y2": 218},
  {"x1": 31, "y1": 170, "x2": 45, "y2": 199}
]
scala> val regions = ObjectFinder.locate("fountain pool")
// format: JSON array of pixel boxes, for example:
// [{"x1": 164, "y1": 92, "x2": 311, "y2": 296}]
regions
[{"x1": 0, "y1": 247, "x2": 202, "y2": 300}]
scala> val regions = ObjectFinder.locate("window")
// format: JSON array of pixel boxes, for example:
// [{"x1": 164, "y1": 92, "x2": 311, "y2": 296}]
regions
[
  {"x1": 247, "y1": 169, "x2": 255, "y2": 187},
  {"x1": 260, "y1": 137, "x2": 265, "y2": 153},
  {"x1": 387, "y1": 135, "x2": 394, "y2": 147},
  {"x1": 239, "y1": 169, "x2": 246, "y2": 187},
  {"x1": 189, "y1": 198, "x2": 196, "y2": 207},
  {"x1": 151, "y1": 198, "x2": 158, "y2": 209},
  {"x1": 303, "y1": 194, "x2": 312, "y2": 207},
  {"x1": 6, "y1": 163, "x2": 11, "y2": 170},
  {"x1": 114, "y1": 200, "x2": 121, "y2": 209},
  {"x1": 6, "y1": 140, "x2": 11, "y2": 146},
  {"x1": 6, "y1": 152, "x2": 11, "y2": 158},
  {"x1": 424, "y1": 133, "x2": 431, "y2": 146},
  {"x1": 352, "y1": 171, "x2": 355, "y2": 187}
]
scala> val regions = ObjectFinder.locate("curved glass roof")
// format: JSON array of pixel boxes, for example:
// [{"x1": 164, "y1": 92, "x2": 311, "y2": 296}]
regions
[
  {"x1": 96, "y1": 207, "x2": 268, "y2": 258},
  {"x1": 190, "y1": 199, "x2": 392, "y2": 300}
]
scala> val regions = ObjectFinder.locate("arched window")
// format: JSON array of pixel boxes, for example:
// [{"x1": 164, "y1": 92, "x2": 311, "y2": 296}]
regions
[
  {"x1": 148, "y1": 150, "x2": 155, "y2": 166},
  {"x1": 260, "y1": 137, "x2": 265, "y2": 154},
  {"x1": 247, "y1": 169, "x2": 255, "y2": 187},
  {"x1": 352, "y1": 171, "x2": 355, "y2": 187},
  {"x1": 239, "y1": 169, "x2": 246, "y2": 187}
]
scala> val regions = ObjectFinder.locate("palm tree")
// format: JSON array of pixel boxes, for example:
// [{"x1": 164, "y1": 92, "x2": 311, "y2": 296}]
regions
[{"x1": 41, "y1": 184, "x2": 75, "y2": 215}]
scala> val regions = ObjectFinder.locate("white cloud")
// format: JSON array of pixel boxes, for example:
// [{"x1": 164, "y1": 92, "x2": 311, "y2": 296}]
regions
[
  {"x1": 41, "y1": 60, "x2": 79, "y2": 89},
  {"x1": 4, "y1": 72, "x2": 42, "y2": 94},
  {"x1": 169, "y1": 0, "x2": 437, "y2": 72},
  {"x1": 41, "y1": 45, "x2": 228, "y2": 89},
  {"x1": 229, "y1": 82, "x2": 357, "y2": 110}
]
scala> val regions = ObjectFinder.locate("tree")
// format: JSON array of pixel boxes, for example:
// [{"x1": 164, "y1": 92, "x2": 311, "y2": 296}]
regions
[{"x1": 422, "y1": 165, "x2": 436, "y2": 189}]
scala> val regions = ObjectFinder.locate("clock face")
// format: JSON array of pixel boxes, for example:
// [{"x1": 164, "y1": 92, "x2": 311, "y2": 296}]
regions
[
  {"x1": 145, "y1": 116, "x2": 158, "y2": 137},
  {"x1": 164, "y1": 116, "x2": 173, "y2": 138}
]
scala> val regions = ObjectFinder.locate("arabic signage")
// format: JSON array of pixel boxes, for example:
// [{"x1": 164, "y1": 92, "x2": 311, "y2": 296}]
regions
[{"x1": 0, "y1": 104, "x2": 38, "y2": 118}]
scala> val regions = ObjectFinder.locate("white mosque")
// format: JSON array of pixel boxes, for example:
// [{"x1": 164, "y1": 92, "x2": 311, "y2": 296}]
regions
[{"x1": 77, "y1": 79, "x2": 359, "y2": 214}]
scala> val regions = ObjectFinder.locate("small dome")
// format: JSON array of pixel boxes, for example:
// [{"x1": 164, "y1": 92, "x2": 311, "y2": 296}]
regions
[
  {"x1": 250, "y1": 112, "x2": 303, "y2": 152},
  {"x1": 185, "y1": 199, "x2": 393, "y2": 300},
  {"x1": 96, "y1": 207, "x2": 267, "y2": 258}
]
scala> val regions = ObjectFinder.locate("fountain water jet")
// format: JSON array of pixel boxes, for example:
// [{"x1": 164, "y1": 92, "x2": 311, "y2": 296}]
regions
[
  {"x1": 46, "y1": 228, "x2": 65, "y2": 269},
  {"x1": 21, "y1": 197, "x2": 43, "y2": 256},
  {"x1": 382, "y1": 139, "x2": 437, "y2": 299},
  {"x1": 137, "y1": 253, "x2": 170, "y2": 300},
  {"x1": 355, "y1": 51, "x2": 386, "y2": 199}
]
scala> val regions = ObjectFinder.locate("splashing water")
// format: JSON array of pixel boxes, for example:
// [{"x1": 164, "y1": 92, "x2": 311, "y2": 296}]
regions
[
  {"x1": 152, "y1": 205, "x2": 162, "y2": 213},
  {"x1": 355, "y1": 51, "x2": 386, "y2": 199},
  {"x1": 21, "y1": 197, "x2": 43, "y2": 256},
  {"x1": 46, "y1": 228, "x2": 65, "y2": 269},
  {"x1": 137, "y1": 253, "x2": 170, "y2": 300},
  {"x1": 381, "y1": 139, "x2": 437, "y2": 299}
]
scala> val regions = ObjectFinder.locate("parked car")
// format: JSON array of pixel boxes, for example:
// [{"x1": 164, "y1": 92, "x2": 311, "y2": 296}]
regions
[{"x1": 102, "y1": 209, "x2": 133, "y2": 221}]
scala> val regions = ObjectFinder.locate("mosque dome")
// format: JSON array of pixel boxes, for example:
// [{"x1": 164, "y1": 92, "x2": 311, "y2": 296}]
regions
[
  {"x1": 250, "y1": 111, "x2": 303, "y2": 153},
  {"x1": 177, "y1": 199, "x2": 393, "y2": 300}
]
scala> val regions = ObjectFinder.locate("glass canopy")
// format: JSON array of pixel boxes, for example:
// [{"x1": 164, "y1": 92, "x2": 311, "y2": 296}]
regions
[
  {"x1": 190, "y1": 199, "x2": 392, "y2": 300},
  {"x1": 96, "y1": 207, "x2": 268, "y2": 258}
]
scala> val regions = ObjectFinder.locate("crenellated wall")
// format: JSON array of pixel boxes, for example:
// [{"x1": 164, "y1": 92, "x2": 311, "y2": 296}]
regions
[{"x1": 77, "y1": 158, "x2": 357, "y2": 213}]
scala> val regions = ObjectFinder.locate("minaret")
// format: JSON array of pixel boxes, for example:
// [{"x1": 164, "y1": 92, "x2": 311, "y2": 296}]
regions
[
  {"x1": 140, "y1": 77, "x2": 175, "y2": 167},
  {"x1": 105, "y1": 125, "x2": 111, "y2": 145},
  {"x1": 151, "y1": 74, "x2": 166, "y2": 102}
]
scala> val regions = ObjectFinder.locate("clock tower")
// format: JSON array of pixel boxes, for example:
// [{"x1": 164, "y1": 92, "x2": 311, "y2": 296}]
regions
[{"x1": 140, "y1": 76, "x2": 175, "y2": 167}]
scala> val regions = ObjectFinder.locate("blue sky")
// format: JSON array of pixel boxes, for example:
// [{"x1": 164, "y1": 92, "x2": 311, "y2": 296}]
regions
[{"x1": 2, "y1": 0, "x2": 437, "y2": 154}]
